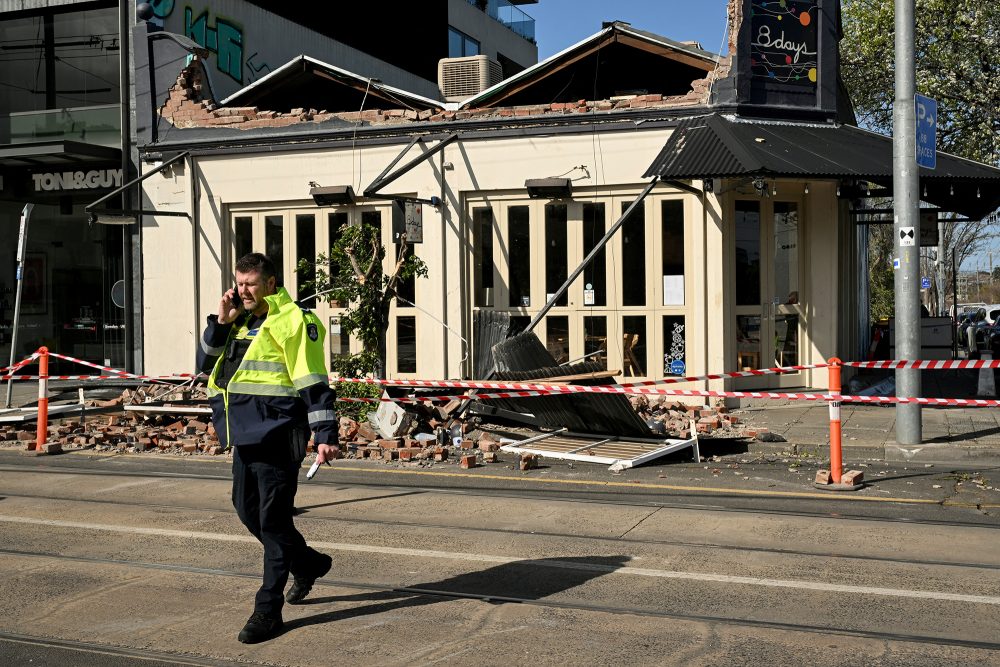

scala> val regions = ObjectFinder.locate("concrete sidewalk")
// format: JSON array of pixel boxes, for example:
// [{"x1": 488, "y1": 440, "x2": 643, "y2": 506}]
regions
[{"x1": 736, "y1": 401, "x2": 1000, "y2": 466}]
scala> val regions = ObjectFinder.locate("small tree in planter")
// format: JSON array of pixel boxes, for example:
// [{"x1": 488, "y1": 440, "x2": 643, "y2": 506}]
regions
[{"x1": 299, "y1": 220, "x2": 427, "y2": 420}]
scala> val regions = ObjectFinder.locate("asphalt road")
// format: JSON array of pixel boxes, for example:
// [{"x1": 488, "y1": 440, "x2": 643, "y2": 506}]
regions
[{"x1": 0, "y1": 449, "x2": 998, "y2": 666}]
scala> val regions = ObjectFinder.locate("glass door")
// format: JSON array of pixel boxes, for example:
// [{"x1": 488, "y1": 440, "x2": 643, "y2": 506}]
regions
[{"x1": 733, "y1": 199, "x2": 803, "y2": 388}]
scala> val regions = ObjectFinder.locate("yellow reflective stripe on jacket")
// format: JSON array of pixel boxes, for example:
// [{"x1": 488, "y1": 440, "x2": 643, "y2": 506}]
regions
[
  {"x1": 293, "y1": 373, "x2": 328, "y2": 390},
  {"x1": 240, "y1": 360, "x2": 287, "y2": 374},
  {"x1": 227, "y1": 381, "x2": 299, "y2": 397}
]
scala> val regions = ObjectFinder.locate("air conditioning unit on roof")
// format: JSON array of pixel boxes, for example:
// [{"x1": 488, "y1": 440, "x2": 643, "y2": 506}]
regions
[{"x1": 438, "y1": 55, "x2": 503, "y2": 102}]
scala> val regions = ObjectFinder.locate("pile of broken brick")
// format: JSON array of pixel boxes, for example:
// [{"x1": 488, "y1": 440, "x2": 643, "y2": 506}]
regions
[
  {"x1": 1, "y1": 390, "x2": 748, "y2": 468},
  {"x1": 627, "y1": 395, "x2": 747, "y2": 437}
]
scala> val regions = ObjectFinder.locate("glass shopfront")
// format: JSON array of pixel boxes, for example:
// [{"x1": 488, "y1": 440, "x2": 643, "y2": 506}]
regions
[{"x1": 0, "y1": 197, "x2": 127, "y2": 372}]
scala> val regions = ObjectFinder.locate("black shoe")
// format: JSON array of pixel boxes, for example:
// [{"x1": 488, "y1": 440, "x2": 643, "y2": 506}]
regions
[
  {"x1": 285, "y1": 553, "x2": 333, "y2": 604},
  {"x1": 237, "y1": 611, "x2": 283, "y2": 644}
]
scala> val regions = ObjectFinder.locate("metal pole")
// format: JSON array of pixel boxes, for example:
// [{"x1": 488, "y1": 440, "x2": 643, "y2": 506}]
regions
[
  {"x1": 952, "y1": 246, "x2": 959, "y2": 358},
  {"x1": 5, "y1": 204, "x2": 34, "y2": 408},
  {"x1": 936, "y1": 220, "x2": 946, "y2": 316},
  {"x1": 893, "y1": 0, "x2": 921, "y2": 444}
]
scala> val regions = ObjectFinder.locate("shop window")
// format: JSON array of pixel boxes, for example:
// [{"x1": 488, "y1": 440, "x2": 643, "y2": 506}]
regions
[
  {"x1": 265, "y1": 215, "x2": 284, "y2": 287},
  {"x1": 296, "y1": 214, "x2": 315, "y2": 303},
  {"x1": 396, "y1": 316, "x2": 416, "y2": 373},
  {"x1": 583, "y1": 315, "x2": 607, "y2": 370},
  {"x1": 774, "y1": 314, "x2": 799, "y2": 367},
  {"x1": 509, "y1": 315, "x2": 530, "y2": 338},
  {"x1": 546, "y1": 315, "x2": 569, "y2": 364},
  {"x1": 620, "y1": 200, "x2": 646, "y2": 306},
  {"x1": 508, "y1": 206, "x2": 530, "y2": 307},
  {"x1": 545, "y1": 203, "x2": 568, "y2": 306},
  {"x1": 622, "y1": 315, "x2": 647, "y2": 377},
  {"x1": 329, "y1": 316, "x2": 350, "y2": 368},
  {"x1": 735, "y1": 201, "x2": 761, "y2": 306},
  {"x1": 234, "y1": 216, "x2": 253, "y2": 265},
  {"x1": 736, "y1": 314, "x2": 761, "y2": 371},
  {"x1": 582, "y1": 203, "x2": 606, "y2": 306},
  {"x1": 327, "y1": 211, "x2": 348, "y2": 306},
  {"x1": 773, "y1": 202, "x2": 799, "y2": 305},
  {"x1": 661, "y1": 200, "x2": 685, "y2": 306},
  {"x1": 395, "y1": 244, "x2": 416, "y2": 307},
  {"x1": 663, "y1": 315, "x2": 687, "y2": 376},
  {"x1": 473, "y1": 207, "x2": 494, "y2": 307}
]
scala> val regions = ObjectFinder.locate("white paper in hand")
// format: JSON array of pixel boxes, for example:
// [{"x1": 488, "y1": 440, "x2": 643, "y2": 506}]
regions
[{"x1": 306, "y1": 460, "x2": 321, "y2": 480}]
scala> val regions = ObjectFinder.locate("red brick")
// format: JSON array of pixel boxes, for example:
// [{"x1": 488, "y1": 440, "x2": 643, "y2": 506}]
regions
[
  {"x1": 182, "y1": 442, "x2": 197, "y2": 453},
  {"x1": 841, "y1": 470, "x2": 864, "y2": 485},
  {"x1": 460, "y1": 454, "x2": 476, "y2": 469},
  {"x1": 814, "y1": 470, "x2": 831, "y2": 485},
  {"x1": 16, "y1": 430, "x2": 34, "y2": 440},
  {"x1": 519, "y1": 453, "x2": 539, "y2": 471},
  {"x1": 460, "y1": 438, "x2": 474, "y2": 450},
  {"x1": 382, "y1": 449, "x2": 399, "y2": 461},
  {"x1": 433, "y1": 447, "x2": 448, "y2": 462},
  {"x1": 483, "y1": 451, "x2": 498, "y2": 463},
  {"x1": 399, "y1": 448, "x2": 422, "y2": 461},
  {"x1": 378, "y1": 438, "x2": 402, "y2": 449}
]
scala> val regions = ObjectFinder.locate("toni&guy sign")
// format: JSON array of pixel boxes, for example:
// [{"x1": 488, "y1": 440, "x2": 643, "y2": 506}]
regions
[{"x1": 32, "y1": 168, "x2": 123, "y2": 192}]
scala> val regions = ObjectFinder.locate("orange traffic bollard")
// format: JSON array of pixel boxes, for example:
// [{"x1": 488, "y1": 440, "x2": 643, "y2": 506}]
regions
[
  {"x1": 827, "y1": 357, "x2": 843, "y2": 483},
  {"x1": 34, "y1": 346, "x2": 48, "y2": 452},
  {"x1": 815, "y1": 357, "x2": 863, "y2": 490}
]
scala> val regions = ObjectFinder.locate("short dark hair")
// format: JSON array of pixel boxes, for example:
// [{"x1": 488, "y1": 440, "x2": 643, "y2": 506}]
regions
[{"x1": 235, "y1": 253, "x2": 276, "y2": 281}]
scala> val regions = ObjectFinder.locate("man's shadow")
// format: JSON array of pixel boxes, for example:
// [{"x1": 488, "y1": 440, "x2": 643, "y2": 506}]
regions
[{"x1": 283, "y1": 555, "x2": 629, "y2": 631}]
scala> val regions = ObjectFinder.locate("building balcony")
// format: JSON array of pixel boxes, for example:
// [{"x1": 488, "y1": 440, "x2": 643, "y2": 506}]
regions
[
  {"x1": 466, "y1": 0, "x2": 536, "y2": 43},
  {"x1": 4, "y1": 104, "x2": 121, "y2": 149}
]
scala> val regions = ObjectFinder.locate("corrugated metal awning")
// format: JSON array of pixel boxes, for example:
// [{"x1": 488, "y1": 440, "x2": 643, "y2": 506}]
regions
[{"x1": 643, "y1": 113, "x2": 1000, "y2": 220}]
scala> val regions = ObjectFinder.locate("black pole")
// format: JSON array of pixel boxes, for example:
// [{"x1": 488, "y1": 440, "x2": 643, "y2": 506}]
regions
[{"x1": 119, "y1": 0, "x2": 134, "y2": 371}]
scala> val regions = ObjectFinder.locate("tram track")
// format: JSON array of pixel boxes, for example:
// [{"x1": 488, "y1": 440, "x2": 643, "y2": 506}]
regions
[
  {"x1": 0, "y1": 461, "x2": 997, "y2": 530},
  {"x1": 1, "y1": 546, "x2": 998, "y2": 653},
  {"x1": 1, "y1": 489, "x2": 998, "y2": 573},
  {"x1": 0, "y1": 630, "x2": 240, "y2": 667}
]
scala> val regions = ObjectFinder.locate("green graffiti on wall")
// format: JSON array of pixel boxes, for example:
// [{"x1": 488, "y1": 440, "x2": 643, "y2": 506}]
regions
[{"x1": 184, "y1": 6, "x2": 244, "y2": 83}]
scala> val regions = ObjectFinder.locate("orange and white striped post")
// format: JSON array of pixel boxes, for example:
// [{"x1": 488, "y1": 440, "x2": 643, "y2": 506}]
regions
[
  {"x1": 827, "y1": 356, "x2": 843, "y2": 484},
  {"x1": 34, "y1": 346, "x2": 49, "y2": 452}
]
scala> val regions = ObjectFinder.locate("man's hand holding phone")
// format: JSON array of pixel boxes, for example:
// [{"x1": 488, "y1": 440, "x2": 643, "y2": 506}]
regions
[{"x1": 219, "y1": 285, "x2": 243, "y2": 323}]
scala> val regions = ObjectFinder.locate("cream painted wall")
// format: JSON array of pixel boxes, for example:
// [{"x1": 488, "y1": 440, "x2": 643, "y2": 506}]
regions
[{"x1": 140, "y1": 125, "x2": 847, "y2": 393}]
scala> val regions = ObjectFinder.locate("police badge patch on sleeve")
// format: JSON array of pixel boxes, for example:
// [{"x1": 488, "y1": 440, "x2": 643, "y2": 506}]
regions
[{"x1": 306, "y1": 323, "x2": 319, "y2": 342}]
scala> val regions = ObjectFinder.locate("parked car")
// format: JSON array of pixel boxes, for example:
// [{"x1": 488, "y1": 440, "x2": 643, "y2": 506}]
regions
[{"x1": 985, "y1": 304, "x2": 1000, "y2": 326}]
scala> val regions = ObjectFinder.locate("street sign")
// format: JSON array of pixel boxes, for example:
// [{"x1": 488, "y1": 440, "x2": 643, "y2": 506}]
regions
[
  {"x1": 669, "y1": 359, "x2": 686, "y2": 376},
  {"x1": 899, "y1": 226, "x2": 916, "y2": 247},
  {"x1": 921, "y1": 277, "x2": 931, "y2": 290},
  {"x1": 915, "y1": 94, "x2": 937, "y2": 169}
]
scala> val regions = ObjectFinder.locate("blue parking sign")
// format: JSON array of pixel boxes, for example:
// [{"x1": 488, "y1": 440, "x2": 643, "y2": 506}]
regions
[
  {"x1": 921, "y1": 277, "x2": 931, "y2": 289},
  {"x1": 915, "y1": 94, "x2": 937, "y2": 170}
]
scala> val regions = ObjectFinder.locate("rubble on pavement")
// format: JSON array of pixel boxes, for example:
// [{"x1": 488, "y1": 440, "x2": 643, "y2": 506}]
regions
[{"x1": 0, "y1": 383, "x2": 759, "y2": 468}]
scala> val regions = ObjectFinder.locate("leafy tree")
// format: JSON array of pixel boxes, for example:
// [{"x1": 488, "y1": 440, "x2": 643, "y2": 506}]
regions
[
  {"x1": 841, "y1": 0, "x2": 1000, "y2": 319},
  {"x1": 299, "y1": 221, "x2": 427, "y2": 418}
]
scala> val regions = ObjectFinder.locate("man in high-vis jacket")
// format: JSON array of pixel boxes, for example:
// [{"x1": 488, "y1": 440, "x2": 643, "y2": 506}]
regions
[{"x1": 197, "y1": 252, "x2": 339, "y2": 644}]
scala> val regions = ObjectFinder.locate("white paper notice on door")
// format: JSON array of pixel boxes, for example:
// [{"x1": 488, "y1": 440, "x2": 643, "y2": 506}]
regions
[{"x1": 663, "y1": 275, "x2": 684, "y2": 306}]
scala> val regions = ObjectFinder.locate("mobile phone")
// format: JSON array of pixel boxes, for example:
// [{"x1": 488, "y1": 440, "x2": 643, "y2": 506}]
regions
[{"x1": 230, "y1": 285, "x2": 243, "y2": 311}]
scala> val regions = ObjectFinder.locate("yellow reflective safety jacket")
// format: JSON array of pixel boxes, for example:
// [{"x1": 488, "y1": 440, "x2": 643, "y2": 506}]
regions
[{"x1": 196, "y1": 287, "x2": 338, "y2": 450}]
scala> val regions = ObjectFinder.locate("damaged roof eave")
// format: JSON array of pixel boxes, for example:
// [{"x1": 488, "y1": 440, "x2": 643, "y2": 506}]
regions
[
  {"x1": 220, "y1": 54, "x2": 450, "y2": 111},
  {"x1": 459, "y1": 23, "x2": 720, "y2": 110}
]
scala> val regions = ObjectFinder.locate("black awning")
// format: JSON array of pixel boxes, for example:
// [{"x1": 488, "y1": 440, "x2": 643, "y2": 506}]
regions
[
  {"x1": 0, "y1": 140, "x2": 121, "y2": 168},
  {"x1": 643, "y1": 113, "x2": 1000, "y2": 220}
]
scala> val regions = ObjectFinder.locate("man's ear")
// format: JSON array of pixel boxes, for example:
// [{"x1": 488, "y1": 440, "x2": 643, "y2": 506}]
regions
[{"x1": 266, "y1": 275, "x2": 277, "y2": 294}]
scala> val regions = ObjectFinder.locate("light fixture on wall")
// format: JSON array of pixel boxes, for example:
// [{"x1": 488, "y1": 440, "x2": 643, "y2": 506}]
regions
[
  {"x1": 803, "y1": 182, "x2": 809, "y2": 195},
  {"x1": 310, "y1": 184, "x2": 356, "y2": 206},
  {"x1": 752, "y1": 177, "x2": 767, "y2": 198},
  {"x1": 525, "y1": 177, "x2": 573, "y2": 199},
  {"x1": 771, "y1": 182, "x2": 777, "y2": 196}
]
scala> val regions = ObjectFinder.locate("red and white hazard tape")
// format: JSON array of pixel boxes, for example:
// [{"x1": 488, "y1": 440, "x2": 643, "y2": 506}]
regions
[
  {"x1": 333, "y1": 362, "x2": 832, "y2": 394},
  {"x1": 845, "y1": 359, "x2": 1000, "y2": 370},
  {"x1": 336, "y1": 386, "x2": 1000, "y2": 408},
  {"x1": 2, "y1": 351, "x2": 201, "y2": 383},
  {"x1": 0, "y1": 353, "x2": 39, "y2": 374}
]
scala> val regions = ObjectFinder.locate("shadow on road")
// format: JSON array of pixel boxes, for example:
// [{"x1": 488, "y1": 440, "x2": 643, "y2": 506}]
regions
[{"x1": 283, "y1": 555, "x2": 629, "y2": 632}]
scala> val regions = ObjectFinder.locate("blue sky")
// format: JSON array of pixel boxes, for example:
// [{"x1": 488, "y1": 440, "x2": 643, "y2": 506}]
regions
[{"x1": 527, "y1": 0, "x2": 731, "y2": 59}]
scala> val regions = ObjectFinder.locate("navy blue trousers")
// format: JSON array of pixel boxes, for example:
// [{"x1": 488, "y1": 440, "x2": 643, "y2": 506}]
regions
[{"x1": 232, "y1": 442, "x2": 321, "y2": 615}]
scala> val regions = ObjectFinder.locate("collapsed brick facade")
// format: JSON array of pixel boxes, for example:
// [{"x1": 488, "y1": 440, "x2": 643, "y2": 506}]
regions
[{"x1": 159, "y1": 57, "x2": 715, "y2": 133}]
